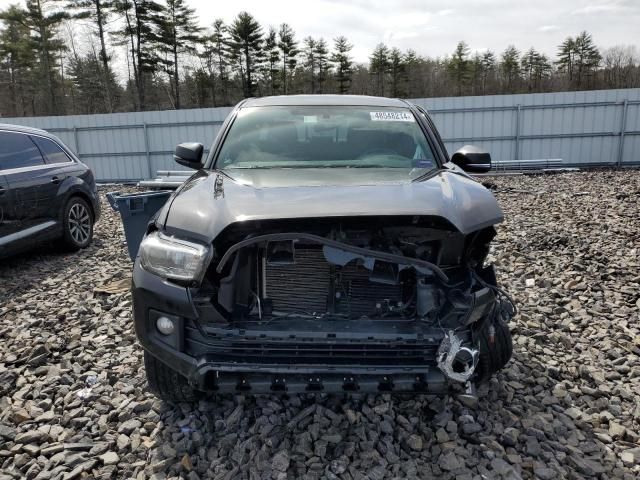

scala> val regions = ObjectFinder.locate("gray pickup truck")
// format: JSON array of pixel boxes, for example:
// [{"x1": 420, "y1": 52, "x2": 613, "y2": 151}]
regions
[{"x1": 129, "y1": 95, "x2": 514, "y2": 401}]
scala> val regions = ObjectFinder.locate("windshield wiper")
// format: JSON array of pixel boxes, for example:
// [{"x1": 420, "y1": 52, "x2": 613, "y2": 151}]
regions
[
  {"x1": 225, "y1": 164, "x2": 418, "y2": 170},
  {"x1": 275, "y1": 164, "x2": 408, "y2": 169},
  {"x1": 224, "y1": 165, "x2": 271, "y2": 169}
]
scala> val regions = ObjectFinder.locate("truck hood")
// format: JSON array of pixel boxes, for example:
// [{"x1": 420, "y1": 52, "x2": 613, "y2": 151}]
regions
[{"x1": 160, "y1": 168, "x2": 503, "y2": 242}]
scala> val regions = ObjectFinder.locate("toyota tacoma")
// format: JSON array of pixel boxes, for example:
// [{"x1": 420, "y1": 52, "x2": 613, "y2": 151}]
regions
[{"x1": 131, "y1": 95, "x2": 514, "y2": 401}]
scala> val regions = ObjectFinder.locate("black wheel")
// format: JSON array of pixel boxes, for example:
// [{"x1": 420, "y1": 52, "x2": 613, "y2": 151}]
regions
[
  {"x1": 475, "y1": 313, "x2": 513, "y2": 383},
  {"x1": 61, "y1": 197, "x2": 93, "y2": 250},
  {"x1": 144, "y1": 352, "x2": 201, "y2": 402}
]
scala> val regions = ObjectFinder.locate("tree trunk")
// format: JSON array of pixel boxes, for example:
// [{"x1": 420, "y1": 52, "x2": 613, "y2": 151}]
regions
[
  {"x1": 132, "y1": 1, "x2": 145, "y2": 110},
  {"x1": 217, "y1": 47, "x2": 227, "y2": 104},
  {"x1": 282, "y1": 54, "x2": 287, "y2": 94},
  {"x1": 310, "y1": 62, "x2": 315, "y2": 93},
  {"x1": 123, "y1": 9, "x2": 140, "y2": 110},
  {"x1": 173, "y1": 39, "x2": 180, "y2": 109},
  {"x1": 35, "y1": 0, "x2": 56, "y2": 114},
  {"x1": 94, "y1": 0, "x2": 113, "y2": 112},
  {"x1": 245, "y1": 44, "x2": 251, "y2": 97},
  {"x1": 8, "y1": 61, "x2": 17, "y2": 116}
]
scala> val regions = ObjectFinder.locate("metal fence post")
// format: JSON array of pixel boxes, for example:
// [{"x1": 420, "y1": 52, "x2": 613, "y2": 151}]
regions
[
  {"x1": 515, "y1": 104, "x2": 522, "y2": 163},
  {"x1": 617, "y1": 100, "x2": 629, "y2": 167},
  {"x1": 143, "y1": 123, "x2": 152, "y2": 179},
  {"x1": 73, "y1": 126, "x2": 80, "y2": 157}
]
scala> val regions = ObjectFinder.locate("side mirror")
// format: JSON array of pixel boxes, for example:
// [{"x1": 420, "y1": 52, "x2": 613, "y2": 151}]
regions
[
  {"x1": 451, "y1": 145, "x2": 491, "y2": 173},
  {"x1": 174, "y1": 142, "x2": 204, "y2": 169}
]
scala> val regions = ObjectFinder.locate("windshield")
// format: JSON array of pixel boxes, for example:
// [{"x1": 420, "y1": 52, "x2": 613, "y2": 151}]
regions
[{"x1": 215, "y1": 106, "x2": 437, "y2": 174}]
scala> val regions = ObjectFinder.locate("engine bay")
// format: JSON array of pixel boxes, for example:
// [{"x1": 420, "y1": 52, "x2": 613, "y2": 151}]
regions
[{"x1": 197, "y1": 217, "x2": 501, "y2": 328}]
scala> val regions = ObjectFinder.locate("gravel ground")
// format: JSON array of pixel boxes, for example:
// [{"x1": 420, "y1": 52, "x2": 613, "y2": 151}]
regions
[{"x1": 1, "y1": 170, "x2": 639, "y2": 480}]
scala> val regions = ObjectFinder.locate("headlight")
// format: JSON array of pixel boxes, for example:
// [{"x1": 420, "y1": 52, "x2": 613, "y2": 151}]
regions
[{"x1": 139, "y1": 231, "x2": 212, "y2": 282}]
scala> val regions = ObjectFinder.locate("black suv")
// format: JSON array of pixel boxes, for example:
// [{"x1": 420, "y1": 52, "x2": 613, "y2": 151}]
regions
[
  {"x1": 0, "y1": 124, "x2": 100, "y2": 258},
  {"x1": 131, "y1": 95, "x2": 514, "y2": 401}
]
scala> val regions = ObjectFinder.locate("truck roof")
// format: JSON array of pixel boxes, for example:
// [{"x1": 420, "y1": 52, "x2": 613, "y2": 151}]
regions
[{"x1": 241, "y1": 95, "x2": 410, "y2": 108}]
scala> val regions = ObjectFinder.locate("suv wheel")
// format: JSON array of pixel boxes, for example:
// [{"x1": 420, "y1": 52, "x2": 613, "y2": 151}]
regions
[
  {"x1": 61, "y1": 197, "x2": 93, "y2": 250},
  {"x1": 144, "y1": 352, "x2": 201, "y2": 402}
]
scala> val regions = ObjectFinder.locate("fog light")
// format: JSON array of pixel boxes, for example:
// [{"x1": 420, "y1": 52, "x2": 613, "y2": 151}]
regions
[{"x1": 156, "y1": 316, "x2": 175, "y2": 335}]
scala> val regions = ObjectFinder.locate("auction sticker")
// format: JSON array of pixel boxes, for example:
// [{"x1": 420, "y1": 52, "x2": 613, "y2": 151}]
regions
[{"x1": 370, "y1": 111, "x2": 414, "y2": 122}]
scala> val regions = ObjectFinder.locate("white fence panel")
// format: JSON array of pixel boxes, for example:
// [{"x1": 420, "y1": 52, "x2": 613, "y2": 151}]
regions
[{"x1": 1, "y1": 90, "x2": 638, "y2": 181}]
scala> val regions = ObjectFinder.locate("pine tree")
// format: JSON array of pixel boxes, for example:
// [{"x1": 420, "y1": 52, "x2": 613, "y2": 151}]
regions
[
  {"x1": 68, "y1": 49, "x2": 119, "y2": 113},
  {"x1": 556, "y1": 32, "x2": 600, "y2": 89},
  {"x1": 0, "y1": 5, "x2": 37, "y2": 116},
  {"x1": 211, "y1": 19, "x2": 229, "y2": 104},
  {"x1": 573, "y1": 31, "x2": 601, "y2": 88},
  {"x1": 403, "y1": 49, "x2": 422, "y2": 97},
  {"x1": 66, "y1": 0, "x2": 115, "y2": 111},
  {"x1": 277, "y1": 23, "x2": 298, "y2": 94},
  {"x1": 263, "y1": 27, "x2": 280, "y2": 95},
  {"x1": 500, "y1": 45, "x2": 520, "y2": 92},
  {"x1": 533, "y1": 53, "x2": 552, "y2": 89},
  {"x1": 521, "y1": 47, "x2": 539, "y2": 91},
  {"x1": 302, "y1": 36, "x2": 317, "y2": 93},
  {"x1": 447, "y1": 41, "x2": 471, "y2": 96},
  {"x1": 521, "y1": 48, "x2": 551, "y2": 92},
  {"x1": 370, "y1": 43, "x2": 390, "y2": 96},
  {"x1": 228, "y1": 11, "x2": 263, "y2": 98},
  {"x1": 6, "y1": 0, "x2": 68, "y2": 114},
  {"x1": 480, "y1": 51, "x2": 496, "y2": 94},
  {"x1": 556, "y1": 37, "x2": 576, "y2": 84},
  {"x1": 331, "y1": 36, "x2": 353, "y2": 94},
  {"x1": 157, "y1": 0, "x2": 201, "y2": 109},
  {"x1": 388, "y1": 47, "x2": 406, "y2": 97},
  {"x1": 314, "y1": 38, "x2": 329, "y2": 93},
  {"x1": 112, "y1": 0, "x2": 164, "y2": 110},
  {"x1": 199, "y1": 32, "x2": 217, "y2": 106},
  {"x1": 470, "y1": 53, "x2": 483, "y2": 95}
]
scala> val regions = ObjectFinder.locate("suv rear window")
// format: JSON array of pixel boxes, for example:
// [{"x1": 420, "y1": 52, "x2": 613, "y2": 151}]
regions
[
  {"x1": 31, "y1": 135, "x2": 72, "y2": 164},
  {"x1": 0, "y1": 131, "x2": 45, "y2": 170}
]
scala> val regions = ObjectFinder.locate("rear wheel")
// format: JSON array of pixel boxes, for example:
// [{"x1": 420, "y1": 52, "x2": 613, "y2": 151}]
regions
[
  {"x1": 144, "y1": 352, "x2": 201, "y2": 402},
  {"x1": 61, "y1": 197, "x2": 93, "y2": 250},
  {"x1": 475, "y1": 312, "x2": 513, "y2": 383}
]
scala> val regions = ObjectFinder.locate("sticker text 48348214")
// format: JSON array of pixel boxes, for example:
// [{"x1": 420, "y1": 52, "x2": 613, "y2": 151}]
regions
[{"x1": 370, "y1": 111, "x2": 415, "y2": 122}]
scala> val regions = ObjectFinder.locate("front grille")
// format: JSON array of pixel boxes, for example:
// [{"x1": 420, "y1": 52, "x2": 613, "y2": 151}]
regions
[
  {"x1": 265, "y1": 247, "x2": 403, "y2": 317},
  {"x1": 184, "y1": 327, "x2": 439, "y2": 366}
]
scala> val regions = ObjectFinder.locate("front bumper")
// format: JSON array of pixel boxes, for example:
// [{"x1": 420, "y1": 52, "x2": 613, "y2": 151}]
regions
[{"x1": 132, "y1": 262, "x2": 476, "y2": 394}]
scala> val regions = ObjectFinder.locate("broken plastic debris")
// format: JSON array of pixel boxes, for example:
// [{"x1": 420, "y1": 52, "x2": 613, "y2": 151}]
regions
[
  {"x1": 76, "y1": 375, "x2": 99, "y2": 399},
  {"x1": 437, "y1": 330, "x2": 479, "y2": 383},
  {"x1": 94, "y1": 277, "x2": 131, "y2": 295}
]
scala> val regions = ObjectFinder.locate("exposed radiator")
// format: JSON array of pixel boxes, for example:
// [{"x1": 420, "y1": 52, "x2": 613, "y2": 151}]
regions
[{"x1": 265, "y1": 247, "x2": 402, "y2": 318}]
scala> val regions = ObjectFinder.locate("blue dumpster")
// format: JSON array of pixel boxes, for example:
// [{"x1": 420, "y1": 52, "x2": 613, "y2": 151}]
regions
[{"x1": 106, "y1": 190, "x2": 173, "y2": 260}]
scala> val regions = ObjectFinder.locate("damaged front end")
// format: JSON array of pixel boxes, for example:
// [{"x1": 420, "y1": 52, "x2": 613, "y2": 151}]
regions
[{"x1": 160, "y1": 215, "x2": 515, "y2": 394}]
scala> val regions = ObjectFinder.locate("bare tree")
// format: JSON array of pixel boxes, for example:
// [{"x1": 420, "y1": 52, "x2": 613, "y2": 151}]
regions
[{"x1": 602, "y1": 45, "x2": 639, "y2": 88}]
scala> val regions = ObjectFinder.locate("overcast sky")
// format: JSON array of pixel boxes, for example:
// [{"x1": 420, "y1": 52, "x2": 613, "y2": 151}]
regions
[{"x1": 189, "y1": 0, "x2": 640, "y2": 61}]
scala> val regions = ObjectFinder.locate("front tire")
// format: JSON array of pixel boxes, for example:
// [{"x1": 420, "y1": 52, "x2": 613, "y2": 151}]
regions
[
  {"x1": 475, "y1": 311, "x2": 513, "y2": 383},
  {"x1": 61, "y1": 197, "x2": 94, "y2": 250},
  {"x1": 144, "y1": 352, "x2": 201, "y2": 402}
]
